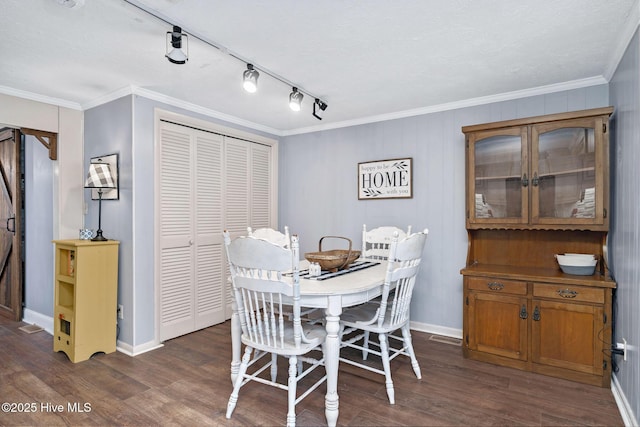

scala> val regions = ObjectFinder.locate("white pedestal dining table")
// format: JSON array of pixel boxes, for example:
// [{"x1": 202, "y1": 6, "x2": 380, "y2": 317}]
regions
[{"x1": 229, "y1": 260, "x2": 387, "y2": 427}]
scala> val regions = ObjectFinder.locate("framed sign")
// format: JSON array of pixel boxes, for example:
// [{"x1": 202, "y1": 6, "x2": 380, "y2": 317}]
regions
[
  {"x1": 90, "y1": 153, "x2": 119, "y2": 200},
  {"x1": 358, "y1": 157, "x2": 413, "y2": 199}
]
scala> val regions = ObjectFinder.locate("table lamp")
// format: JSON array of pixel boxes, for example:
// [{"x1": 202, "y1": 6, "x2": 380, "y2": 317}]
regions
[{"x1": 84, "y1": 162, "x2": 115, "y2": 241}]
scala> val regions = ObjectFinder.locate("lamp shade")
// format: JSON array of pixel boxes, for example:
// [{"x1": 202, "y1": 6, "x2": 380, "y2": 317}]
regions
[{"x1": 85, "y1": 163, "x2": 115, "y2": 189}]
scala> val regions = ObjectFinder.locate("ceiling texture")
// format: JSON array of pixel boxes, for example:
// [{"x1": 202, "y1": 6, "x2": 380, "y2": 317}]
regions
[{"x1": 1, "y1": 0, "x2": 638, "y2": 135}]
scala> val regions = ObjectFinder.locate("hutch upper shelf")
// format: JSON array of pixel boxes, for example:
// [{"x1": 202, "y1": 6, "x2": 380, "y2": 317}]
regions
[{"x1": 463, "y1": 107, "x2": 613, "y2": 230}]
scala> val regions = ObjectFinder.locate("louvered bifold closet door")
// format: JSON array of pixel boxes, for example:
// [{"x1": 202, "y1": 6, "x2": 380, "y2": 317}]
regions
[
  {"x1": 158, "y1": 123, "x2": 274, "y2": 341},
  {"x1": 194, "y1": 132, "x2": 225, "y2": 330},
  {"x1": 159, "y1": 123, "x2": 195, "y2": 341},
  {"x1": 224, "y1": 138, "x2": 272, "y2": 232},
  {"x1": 251, "y1": 143, "x2": 272, "y2": 229},
  {"x1": 224, "y1": 137, "x2": 250, "y2": 236},
  {"x1": 223, "y1": 138, "x2": 250, "y2": 313},
  {"x1": 222, "y1": 138, "x2": 273, "y2": 311}
]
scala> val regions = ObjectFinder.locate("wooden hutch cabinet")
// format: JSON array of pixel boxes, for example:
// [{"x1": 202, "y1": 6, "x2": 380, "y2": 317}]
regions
[{"x1": 460, "y1": 107, "x2": 616, "y2": 387}]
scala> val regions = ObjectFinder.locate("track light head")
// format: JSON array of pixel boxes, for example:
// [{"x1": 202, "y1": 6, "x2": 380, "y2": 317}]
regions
[
  {"x1": 313, "y1": 99, "x2": 328, "y2": 120},
  {"x1": 166, "y1": 25, "x2": 188, "y2": 64},
  {"x1": 289, "y1": 87, "x2": 303, "y2": 112},
  {"x1": 243, "y1": 64, "x2": 259, "y2": 93}
]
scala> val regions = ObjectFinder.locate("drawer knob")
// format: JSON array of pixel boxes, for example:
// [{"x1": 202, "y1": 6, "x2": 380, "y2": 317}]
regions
[
  {"x1": 487, "y1": 282, "x2": 504, "y2": 291},
  {"x1": 557, "y1": 289, "x2": 578, "y2": 298}
]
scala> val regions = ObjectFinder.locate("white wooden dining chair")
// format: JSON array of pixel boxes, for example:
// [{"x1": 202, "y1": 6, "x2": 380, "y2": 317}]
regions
[
  {"x1": 359, "y1": 224, "x2": 413, "y2": 358},
  {"x1": 248, "y1": 225, "x2": 320, "y2": 318},
  {"x1": 246, "y1": 226, "x2": 317, "y2": 377},
  {"x1": 247, "y1": 225, "x2": 290, "y2": 248},
  {"x1": 361, "y1": 224, "x2": 412, "y2": 260},
  {"x1": 223, "y1": 231, "x2": 327, "y2": 427},
  {"x1": 339, "y1": 228, "x2": 428, "y2": 405}
]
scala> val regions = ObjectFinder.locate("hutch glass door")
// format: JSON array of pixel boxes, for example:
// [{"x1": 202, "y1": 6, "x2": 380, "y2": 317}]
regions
[
  {"x1": 470, "y1": 128, "x2": 527, "y2": 224},
  {"x1": 532, "y1": 117, "x2": 604, "y2": 225}
]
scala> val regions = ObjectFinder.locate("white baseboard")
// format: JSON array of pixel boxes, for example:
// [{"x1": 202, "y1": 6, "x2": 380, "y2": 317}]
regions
[
  {"x1": 116, "y1": 339, "x2": 163, "y2": 357},
  {"x1": 410, "y1": 320, "x2": 462, "y2": 339},
  {"x1": 21, "y1": 309, "x2": 163, "y2": 357},
  {"x1": 22, "y1": 309, "x2": 53, "y2": 335},
  {"x1": 611, "y1": 374, "x2": 639, "y2": 427}
]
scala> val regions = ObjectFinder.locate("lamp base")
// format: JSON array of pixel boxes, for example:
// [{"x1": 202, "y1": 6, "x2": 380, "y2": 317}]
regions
[{"x1": 91, "y1": 230, "x2": 108, "y2": 241}]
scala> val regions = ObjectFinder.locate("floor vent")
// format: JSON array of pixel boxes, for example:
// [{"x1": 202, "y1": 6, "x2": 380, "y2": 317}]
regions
[
  {"x1": 428, "y1": 334, "x2": 462, "y2": 346},
  {"x1": 19, "y1": 324, "x2": 44, "y2": 334}
]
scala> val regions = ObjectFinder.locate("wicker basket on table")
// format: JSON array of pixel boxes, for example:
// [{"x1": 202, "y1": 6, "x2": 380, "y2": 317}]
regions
[{"x1": 304, "y1": 236, "x2": 361, "y2": 272}]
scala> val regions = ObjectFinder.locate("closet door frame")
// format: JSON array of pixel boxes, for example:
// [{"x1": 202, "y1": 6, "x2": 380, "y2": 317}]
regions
[{"x1": 154, "y1": 109, "x2": 278, "y2": 343}]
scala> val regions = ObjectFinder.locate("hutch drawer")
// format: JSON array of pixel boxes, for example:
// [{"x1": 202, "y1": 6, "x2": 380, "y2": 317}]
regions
[
  {"x1": 467, "y1": 277, "x2": 527, "y2": 295},
  {"x1": 533, "y1": 283, "x2": 604, "y2": 304}
]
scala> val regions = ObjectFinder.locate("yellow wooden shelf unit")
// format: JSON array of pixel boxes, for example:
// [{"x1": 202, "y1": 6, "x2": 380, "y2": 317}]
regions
[{"x1": 53, "y1": 239, "x2": 119, "y2": 363}]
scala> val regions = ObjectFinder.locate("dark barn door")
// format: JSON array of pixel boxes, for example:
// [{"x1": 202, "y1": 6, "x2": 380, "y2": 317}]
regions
[{"x1": 0, "y1": 128, "x2": 23, "y2": 320}]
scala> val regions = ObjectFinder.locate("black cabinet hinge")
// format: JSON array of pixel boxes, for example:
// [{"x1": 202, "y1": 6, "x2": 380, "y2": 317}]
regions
[
  {"x1": 466, "y1": 296, "x2": 469, "y2": 305},
  {"x1": 603, "y1": 360, "x2": 607, "y2": 370},
  {"x1": 604, "y1": 313, "x2": 607, "y2": 324},
  {"x1": 604, "y1": 208, "x2": 607, "y2": 219},
  {"x1": 603, "y1": 123, "x2": 607, "y2": 133}
]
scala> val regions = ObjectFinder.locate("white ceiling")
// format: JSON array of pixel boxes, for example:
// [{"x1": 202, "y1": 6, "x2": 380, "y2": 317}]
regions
[{"x1": 1, "y1": 0, "x2": 638, "y2": 135}]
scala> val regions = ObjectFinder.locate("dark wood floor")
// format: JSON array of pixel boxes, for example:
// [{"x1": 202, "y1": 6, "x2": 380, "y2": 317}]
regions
[{"x1": 0, "y1": 317, "x2": 623, "y2": 426}]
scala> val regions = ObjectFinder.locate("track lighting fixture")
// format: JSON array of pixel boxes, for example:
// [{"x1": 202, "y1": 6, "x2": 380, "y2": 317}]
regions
[
  {"x1": 243, "y1": 64, "x2": 259, "y2": 93},
  {"x1": 165, "y1": 25, "x2": 188, "y2": 64},
  {"x1": 289, "y1": 87, "x2": 303, "y2": 112},
  {"x1": 124, "y1": 1, "x2": 328, "y2": 118},
  {"x1": 313, "y1": 98, "x2": 328, "y2": 120}
]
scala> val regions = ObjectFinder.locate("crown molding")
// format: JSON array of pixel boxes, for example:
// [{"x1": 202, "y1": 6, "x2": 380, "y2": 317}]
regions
[
  {"x1": 0, "y1": 85, "x2": 82, "y2": 110},
  {"x1": 80, "y1": 86, "x2": 133, "y2": 110},
  {"x1": 130, "y1": 86, "x2": 282, "y2": 136},
  {"x1": 282, "y1": 76, "x2": 608, "y2": 136}
]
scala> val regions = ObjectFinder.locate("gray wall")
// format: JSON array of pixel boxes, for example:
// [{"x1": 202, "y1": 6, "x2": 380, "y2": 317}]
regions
[
  {"x1": 609, "y1": 27, "x2": 640, "y2": 425},
  {"x1": 279, "y1": 86, "x2": 609, "y2": 331},
  {"x1": 24, "y1": 134, "x2": 54, "y2": 317},
  {"x1": 84, "y1": 96, "x2": 134, "y2": 344}
]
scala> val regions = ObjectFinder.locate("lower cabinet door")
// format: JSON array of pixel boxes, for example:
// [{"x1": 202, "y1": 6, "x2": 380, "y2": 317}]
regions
[
  {"x1": 531, "y1": 298, "x2": 604, "y2": 375},
  {"x1": 468, "y1": 292, "x2": 528, "y2": 361}
]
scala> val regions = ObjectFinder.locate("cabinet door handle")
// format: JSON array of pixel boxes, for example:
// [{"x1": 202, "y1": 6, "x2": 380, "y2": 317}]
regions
[
  {"x1": 533, "y1": 306, "x2": 540, "y2": 321},
  {"x1": 521, "y1": 173, "x2": 529, "y2": 187},
  {"x1": 519, "y1": 305, "x2": 528, "y2": 320},
  {"x1": 557, "y1": 289, "x2": 578, "y2": 298},
  {"x1": 532, "y1": 172, "x2": 539, "y2": 187},
  {"x1": 487, "y1": 282, "x2": 504, "y2": 291}
]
